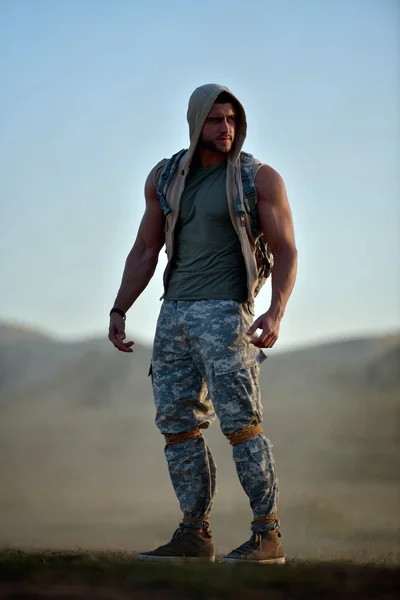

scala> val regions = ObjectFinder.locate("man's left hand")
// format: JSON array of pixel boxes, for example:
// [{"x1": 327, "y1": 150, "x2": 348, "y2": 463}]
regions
[{"x1": 246, "y1": 310, "x2": 281, "y2": 348}]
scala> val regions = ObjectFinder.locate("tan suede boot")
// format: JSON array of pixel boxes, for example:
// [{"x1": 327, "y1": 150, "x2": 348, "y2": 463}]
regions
[
  {"x1": 138, "y1": 524, "x2": 215, "y2": 562},
  {"x1": 220, "y1": 530, "x2": 285, "y2": 564}
]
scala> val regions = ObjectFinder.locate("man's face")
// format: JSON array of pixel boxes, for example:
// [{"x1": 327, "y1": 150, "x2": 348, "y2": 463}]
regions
[{"x1": 199, "y1": 102, "x2": 236, "y2": 154}]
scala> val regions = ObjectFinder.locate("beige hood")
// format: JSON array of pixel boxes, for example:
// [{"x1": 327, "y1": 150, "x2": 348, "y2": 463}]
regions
[{"x1": 185, "y1": 83, "x2": 247, "y2": 166}]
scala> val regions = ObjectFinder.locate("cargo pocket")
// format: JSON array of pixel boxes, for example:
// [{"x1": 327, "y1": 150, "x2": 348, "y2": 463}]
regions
[
  {"x1": 244, "y1": 436, "x2": 273, "y2": 462},
  {"x1": 232, "y1": 436, "x2": 276, "y2": 504},
  {"x1": 212, "y1": 349, "x2": 267, "y2": 376},
  {"x1": 211, "y1": 350, "x2": 266, "y2": 432}
]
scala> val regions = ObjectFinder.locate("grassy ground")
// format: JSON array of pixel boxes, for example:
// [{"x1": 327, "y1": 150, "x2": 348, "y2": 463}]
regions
[{"x1": 0, "y1": 550, "x2": 399, "y2": 599}]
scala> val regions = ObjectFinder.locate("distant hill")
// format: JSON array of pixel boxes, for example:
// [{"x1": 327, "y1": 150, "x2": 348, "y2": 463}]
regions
[
  {"x1": 0, "y1": 322, "x2": 52, "y2": 343},
  {"x1": 0, "y1": 322, "x2": 399, "y2": 558}
]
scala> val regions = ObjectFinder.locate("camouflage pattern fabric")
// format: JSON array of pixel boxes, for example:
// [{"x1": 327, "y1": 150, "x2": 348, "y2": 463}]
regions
[{"x1": 150, "y1": 300, "x2": 279, "y2": 532}]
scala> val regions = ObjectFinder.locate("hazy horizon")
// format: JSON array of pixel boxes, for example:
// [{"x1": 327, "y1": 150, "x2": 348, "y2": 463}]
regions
[{"x1": 1, "y1": 318, "x2": 399, "y2": 355}]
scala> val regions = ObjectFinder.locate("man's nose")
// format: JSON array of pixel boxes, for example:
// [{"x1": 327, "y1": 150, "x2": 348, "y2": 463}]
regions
[{"x1": 220, "y1": 118, "x2": 230, "y2": 133}]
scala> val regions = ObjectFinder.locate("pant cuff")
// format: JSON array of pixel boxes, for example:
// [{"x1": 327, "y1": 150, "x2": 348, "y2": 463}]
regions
[
  {"x1": 182, "y1": 516, "x2": 210, "y2": 529},
  {"x1": 251, "y1": 515, "x2": 280, "y2": 532}
]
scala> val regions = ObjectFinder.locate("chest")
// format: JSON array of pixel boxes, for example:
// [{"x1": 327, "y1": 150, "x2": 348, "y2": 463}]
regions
[{"x1": 178, "y1": 167, "x2": 230, "y2": 226}]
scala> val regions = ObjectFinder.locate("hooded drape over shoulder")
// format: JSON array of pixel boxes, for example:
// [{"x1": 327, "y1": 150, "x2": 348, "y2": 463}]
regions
[{"x1": 154, "y1": 84, "x2": 261, "y2": 302}]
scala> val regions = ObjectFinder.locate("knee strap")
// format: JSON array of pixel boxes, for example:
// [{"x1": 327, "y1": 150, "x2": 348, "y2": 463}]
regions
[
  {"x1": 227, "y1": 423, "x2": 262, "y2": 446},
  {"x1": 164, "y1": 428, "x2": 202, "y2": 445}
]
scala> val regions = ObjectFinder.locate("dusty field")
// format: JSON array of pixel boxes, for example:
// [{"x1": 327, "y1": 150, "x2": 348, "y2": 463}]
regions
[{"x1": 0, "y1": 550, "x2": 399, "y2": 599}]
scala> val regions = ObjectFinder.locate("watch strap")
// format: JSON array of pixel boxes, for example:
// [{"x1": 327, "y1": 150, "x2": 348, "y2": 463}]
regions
[{"x1": 109, "y1": 307, "x2": 126, "y2": 320}]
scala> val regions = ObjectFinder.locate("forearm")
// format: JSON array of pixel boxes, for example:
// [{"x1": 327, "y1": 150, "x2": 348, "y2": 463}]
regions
[
  {"x1": 268, "y1": 245, "x2": 298, "y2": 320},
  {"x1": 113, "y1": 245, "x2": 159, "y2": 313}
]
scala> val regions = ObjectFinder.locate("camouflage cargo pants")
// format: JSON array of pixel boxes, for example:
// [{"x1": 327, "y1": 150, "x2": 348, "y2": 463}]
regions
[{"x1": 150, "y1": 300, "x2": 279, "y2": 532}]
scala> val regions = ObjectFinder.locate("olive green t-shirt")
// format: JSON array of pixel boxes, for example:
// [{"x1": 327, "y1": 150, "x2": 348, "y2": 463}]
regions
[{"x1": 165, "y1": 161, "x2": 247, "y2": 301}]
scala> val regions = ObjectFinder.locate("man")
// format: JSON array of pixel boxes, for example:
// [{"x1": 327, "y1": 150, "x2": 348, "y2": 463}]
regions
[{"x1": 108, "y1": 84, "x2": 297, "y2": 563}]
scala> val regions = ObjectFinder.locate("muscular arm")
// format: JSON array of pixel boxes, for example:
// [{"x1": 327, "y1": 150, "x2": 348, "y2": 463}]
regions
[
  {"x1": 247, "y1": 164, "x2": 298, "y2": 347},
  {"x1": 256, "y1": 164, "x2": 298, "y2": 319},
  {"x1": 113, "y1": 170, "x2": 165, "y2": 313}
]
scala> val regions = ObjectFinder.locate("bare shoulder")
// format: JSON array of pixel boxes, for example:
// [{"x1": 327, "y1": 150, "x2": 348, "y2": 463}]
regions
[
  {"x1": 253, "y1": 163, "x2": 296, "y2": 252},
  {"x1": 255, "y1": 163, "x2": 287, "y2": 204},
  {"x1": 148, "y1": 159, "x2": 168, "y2": 188},
  {"x1": 145, "y1": 159, "x2": 168, "y2": 204},
  {"x1": 135, "y1": 161, "x2": 166, "y2": 251}
]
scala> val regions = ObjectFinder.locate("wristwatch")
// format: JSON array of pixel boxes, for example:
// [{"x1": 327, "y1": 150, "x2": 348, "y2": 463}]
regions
[{"x1": 109, "y1": 307, "x2": 126, "y2": 320}]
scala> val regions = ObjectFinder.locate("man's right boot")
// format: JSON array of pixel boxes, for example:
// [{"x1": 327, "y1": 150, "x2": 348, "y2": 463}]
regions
[{"x1": 138, "y1": 524, "x2": 215, "y2": 562}]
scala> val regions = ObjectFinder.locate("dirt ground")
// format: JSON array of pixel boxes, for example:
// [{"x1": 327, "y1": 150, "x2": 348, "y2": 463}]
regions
[{"x1": 0, "y1": 551, "x2": 399, "y2": 599}]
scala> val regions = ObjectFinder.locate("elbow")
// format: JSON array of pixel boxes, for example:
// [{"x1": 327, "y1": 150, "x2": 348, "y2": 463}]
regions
[
  {"x1": 128, "y1": 242, "x2": 160, "y2": 266},
  {"x1": 143, "y1": 246, "x2": 161, "y2": 262}
]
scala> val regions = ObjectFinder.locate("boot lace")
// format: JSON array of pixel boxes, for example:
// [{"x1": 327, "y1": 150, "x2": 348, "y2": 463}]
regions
[
  {"x1": 234, "y1": 530, "x2": 281, "y2": 555},
  {"x1": 170, "y1": 524, "x2": 191, "y2": 542},
  {"x1": 170, "y1": 523, "x2": 211, "y2": 542},
  {"x1": 234, "y1": 532, "x2": 263, "y2": 554}
]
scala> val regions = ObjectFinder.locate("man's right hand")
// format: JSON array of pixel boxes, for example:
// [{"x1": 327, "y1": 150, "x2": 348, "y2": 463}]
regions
[{"x1": 108, "y1": 314, "x2": 134, "y2": 353}]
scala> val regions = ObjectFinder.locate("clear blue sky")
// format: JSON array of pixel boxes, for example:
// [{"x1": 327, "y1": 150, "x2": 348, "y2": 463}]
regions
[{"x1": 0, "y1": 0, "x2": 399, "y2": 350}]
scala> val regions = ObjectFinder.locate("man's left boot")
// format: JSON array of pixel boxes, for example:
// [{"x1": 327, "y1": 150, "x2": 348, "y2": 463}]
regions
[{"x1": 220, "y1": 530, "x2": 285, "y2": 564}]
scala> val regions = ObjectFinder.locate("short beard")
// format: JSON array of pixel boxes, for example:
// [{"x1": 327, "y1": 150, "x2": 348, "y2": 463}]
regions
[{"x1": 198, "y1": 136, "x2": 230, "y2": 155}]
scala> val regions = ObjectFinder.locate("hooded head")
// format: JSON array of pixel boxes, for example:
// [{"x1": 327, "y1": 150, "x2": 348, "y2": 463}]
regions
[{"x1": 186, "y1": 83, "x2": 247, "y2": 164}]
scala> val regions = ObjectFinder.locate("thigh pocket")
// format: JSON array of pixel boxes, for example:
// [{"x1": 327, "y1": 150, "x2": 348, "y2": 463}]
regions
[
  {"x1": 213, "y1": 349, "x2": 267, "y2": 376},
  {"x1": 211, "y1": 351, "x2": 267, "y2": 429}
]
